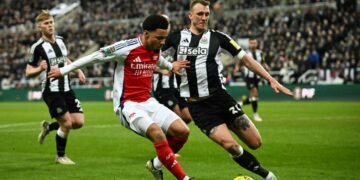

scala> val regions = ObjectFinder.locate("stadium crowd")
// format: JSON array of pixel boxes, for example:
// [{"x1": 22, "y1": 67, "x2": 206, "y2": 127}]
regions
[{"x1": 0, "y1": 0, "x2": 359, "y2": 89}]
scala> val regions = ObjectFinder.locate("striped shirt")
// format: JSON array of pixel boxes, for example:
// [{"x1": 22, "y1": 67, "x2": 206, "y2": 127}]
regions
[
  {"x1": 162, "y1": 29, "x2": 243, "y2": 98},
  {"x1": 244, "y1": 49, "x2": 264, "y2": 79},
  {"x1": 28, "y1": 36, "x2": 71, "y2": 92}
]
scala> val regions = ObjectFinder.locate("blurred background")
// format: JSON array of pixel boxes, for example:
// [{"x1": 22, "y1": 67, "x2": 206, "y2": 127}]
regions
[{"x1": 0, "y1": 0, "x2": 359, "y2": 101}]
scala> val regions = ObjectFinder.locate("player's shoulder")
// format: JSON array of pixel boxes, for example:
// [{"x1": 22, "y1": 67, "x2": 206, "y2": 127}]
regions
[
  {"x1": 29, "y1": 38, "x2": 45, "y2": 53},
  {"x1": 102, "y1": 38, "x2": 141, "y2": 55},
  {"x1": 210, "y1": 29, "x2": 231, "y2": 39},
  {"x1": 55, "y1": 35, "x2": 64, "y2": 39},
  {"x1": 114, "y1": 37, "x2": 141, "y2": 50}
]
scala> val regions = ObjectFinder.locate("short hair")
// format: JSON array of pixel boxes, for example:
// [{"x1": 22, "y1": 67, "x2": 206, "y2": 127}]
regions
[
  {"x1": 35, "y1": 10, "x2": 53, "y2": 24},
  {"x1": 142, "y1": 14, "x2": 169, "y2": 32},
  {"x1": 189, "y1": 0, "x2": 210, "y2": 10}
]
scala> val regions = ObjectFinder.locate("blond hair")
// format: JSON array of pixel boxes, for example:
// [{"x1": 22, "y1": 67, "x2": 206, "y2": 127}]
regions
[
  {"x1": 189, "y1": 0, "x2": 210, "y2": 10},
  {"x1": 35, "y1": 10, "x2": 53, "y2": 24}
]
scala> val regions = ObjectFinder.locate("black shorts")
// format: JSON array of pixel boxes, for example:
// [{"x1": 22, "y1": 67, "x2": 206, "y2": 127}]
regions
[
  {"x1": 187, "y1": 89, "x2": 244, "y2": 136},
  {"x1": 42, "y1": 90, "x2": 83, "y2": 118},
  {"x1": 154, "y1": 88, "x2": 188, "y2": 110},
  {"x1": 245, "y1": 77, "x2": 260, "y2": 90}
]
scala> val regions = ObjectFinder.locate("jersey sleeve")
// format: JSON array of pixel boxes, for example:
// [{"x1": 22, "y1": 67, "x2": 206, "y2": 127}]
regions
[
  {"x1": 215, "y1": 30, "x2": 242, "y2": 57},
  {"x1": 28, "y1": 45, "x2": 42, "y2": 66},
  {"x1": 162, "y1": 31, "x2": 179, "y2": 60}
]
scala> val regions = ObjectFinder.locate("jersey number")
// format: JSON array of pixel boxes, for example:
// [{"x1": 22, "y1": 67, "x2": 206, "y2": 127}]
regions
[{"x1": 229, "y1": 104, "x2": 242, "y2": 115}]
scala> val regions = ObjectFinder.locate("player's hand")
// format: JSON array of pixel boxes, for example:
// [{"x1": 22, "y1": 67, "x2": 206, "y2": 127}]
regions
[
  {"x1": 77, "y1": 70, "x2": 86, "y2": 84},
  {"x1": 172, "y1": 60, "x2": 190, "y2": 75},
  {"x1": 40, "y1": 60, "x2": 48, "y2": 71},
  {"x1": 159, "y1": 69, "x2": 171, "y2": 76},
  {"x1": 48, "y1": 68, "x2": 62, "y2": 79},
  {"x1": 269, "y1": 78, "x2": 293, "y2": 96}
]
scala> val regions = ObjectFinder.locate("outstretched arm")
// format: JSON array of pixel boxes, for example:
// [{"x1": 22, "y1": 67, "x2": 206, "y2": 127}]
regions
[
  {"x1": 48, "y1": 51, "x2": 109, "y2": 79},
  {"x1": 66, "y1": 58, "x2": 86, "y2": 84},
  {"x1": 241, "y1": 54, "x2": 293, "y2": 96}
]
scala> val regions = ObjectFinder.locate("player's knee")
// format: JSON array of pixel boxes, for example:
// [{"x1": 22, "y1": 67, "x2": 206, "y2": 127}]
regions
[
  {"x1": 222, "y1": 141, "x2": 240, "y2": 155},
  {"x1": 61, "y1": 121, "x2": 73, "y2": 130},
  {"x1": 248, "y1": 139, "x2": 262, "y2": 150},
  {"x1": 147, "y1": 124, "x2": 166, "y2": 143},
  {"x1": 72, "y1": 120, "x2": 84, "y2": 129}
]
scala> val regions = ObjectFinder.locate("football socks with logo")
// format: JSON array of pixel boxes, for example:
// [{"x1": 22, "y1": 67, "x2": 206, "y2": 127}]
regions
[
  {"x1": 233, "y1": 150, "x2": 269, "y2": 178},
  {"x1": 154, "y1": 140, "x2": 186, "y2": 180}
]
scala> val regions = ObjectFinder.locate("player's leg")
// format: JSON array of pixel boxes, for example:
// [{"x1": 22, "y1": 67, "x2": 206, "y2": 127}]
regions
[
  {"x1": 54, "y1": 112, "x2": 75, "y2": 164},
  {"x1": 209, "y1": 122, "x2": 273, "y2": 179},
  {"x1": 38, "y1": 120, "x2": 59, "y2": 144},
  {"x1": 177, "y1": 96, "x2": 192, "y2": 124},
  {"x1": 39, "y1": 92, "x2": 60, "y2": 144},
  {"x1": 250, "y1": 87, "x2": 262, "y2": 121},
  {"x1": 120, "y1": 100, "x2": 190, "y2": 180},
  {"x1": 66, "y1": 91, "x2": 84, "y2": 129}
]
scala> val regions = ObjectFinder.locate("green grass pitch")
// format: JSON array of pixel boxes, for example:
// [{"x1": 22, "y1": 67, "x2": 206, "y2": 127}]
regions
[{"x1": 0, "y1": 101, "x2": 359, "y2": 180}]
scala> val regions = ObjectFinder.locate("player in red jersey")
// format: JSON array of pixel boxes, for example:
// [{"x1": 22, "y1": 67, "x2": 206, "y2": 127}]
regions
[{"x1": 48, "y1": 15, "x2": 192, "y2": 180}]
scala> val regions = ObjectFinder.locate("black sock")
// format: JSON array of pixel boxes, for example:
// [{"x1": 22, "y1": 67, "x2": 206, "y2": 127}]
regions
[
  {"x1": 251, "y1": 100, "x2": 258, "y2": 113},
  {"x1": 233, "y1": 150, "x2": 269, "y2": 178},
  {"x1": 243, "y1": 97, "x2": 250, "y2": 105},
  {"x1": 56, "y1": 134, "x2": 67, "y2": 157},
  {"x1": 49, "y1": 122, "x2": 59, "y2": 131}
]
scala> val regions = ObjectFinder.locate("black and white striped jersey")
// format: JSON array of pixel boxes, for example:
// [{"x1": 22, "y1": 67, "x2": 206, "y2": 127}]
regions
[
  {"x1": 244, "y1": 49, "x2": 264, "y2": 79},
  {"x1": 162, "y1": 29, "x2": 242, "y2": 98},
  {"x1": 152, "y1": 73, "x2": 178, "y2": 92},
  {"x1": 28, "y1": 36, "x2": 71, "y2": 92}
]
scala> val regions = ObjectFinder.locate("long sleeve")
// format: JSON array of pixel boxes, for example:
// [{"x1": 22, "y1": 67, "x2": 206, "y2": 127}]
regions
[
  {"x1": 157, "y1": 55, "x2": 173, "y2": 71},
  {"x1": 60, "y1": 51, "x2": 112, "y2": 75}
]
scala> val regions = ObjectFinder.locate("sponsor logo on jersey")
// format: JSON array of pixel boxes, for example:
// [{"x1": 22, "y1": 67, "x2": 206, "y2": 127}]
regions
[
  {"x1": 178, "y1": 46, "x2": 208, "y2": 56},
  {"x1": 49, "y1": 56, "x2": 66, "y2": 66}
]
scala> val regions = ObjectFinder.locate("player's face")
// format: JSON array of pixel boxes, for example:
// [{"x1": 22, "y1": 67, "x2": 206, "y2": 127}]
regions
[
  {"x1": 189, "y1": 3, "x2": 210, "y2": 33},
  {"x1": 144, "y1": 28, "x2": 168, "y2": 51},
  {"x1": 38, "y1": 17, "x2": 55, "y2": 37},
  {"x1": 249, "y1": 39, "x2": 258, "y2": 50}
]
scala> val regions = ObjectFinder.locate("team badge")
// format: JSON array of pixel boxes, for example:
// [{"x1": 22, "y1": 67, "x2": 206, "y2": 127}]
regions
[{"x1": 200, "y1": 37, "x2": 208, "y2": 44}]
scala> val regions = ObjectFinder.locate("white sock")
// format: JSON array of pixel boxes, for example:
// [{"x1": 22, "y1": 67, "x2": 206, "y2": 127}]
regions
[
  {"x1": 153, "y1": 157, "x2": 163, "y2": 170},
  {"x1": 56, "y1": 128, "x2": 67, "y2": 138},
  {"x1": 232, "y1": 146, "x2": 244, "y2": 158}
]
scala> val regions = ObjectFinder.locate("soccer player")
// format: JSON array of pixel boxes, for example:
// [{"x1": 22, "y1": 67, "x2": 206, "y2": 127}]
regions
[
  {"x1": 48, "y1": 14, "x2": 192, "y2": 180},
  {"x1": 25, "y1": 10, "x2": 86, "y2": 165},
  {"x1": 160, "y1": 0, "x2": 293, "y2": 179},
  {"x1": 238, "y1": 38, "x2": 270, "y2": 122}
]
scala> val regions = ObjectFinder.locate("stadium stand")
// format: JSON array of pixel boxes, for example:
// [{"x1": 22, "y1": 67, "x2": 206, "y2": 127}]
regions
[{"x1": 0, "y1": 0, "x2": 359, "y2": 89}]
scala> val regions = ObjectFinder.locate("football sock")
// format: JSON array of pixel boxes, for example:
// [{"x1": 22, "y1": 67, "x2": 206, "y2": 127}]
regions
[
  {"x1": 49, "y1": 122, "x2": 59, "y2": 131},
  {"x1": 154, "y1": 140, "x2": 186, "y2": 180},
  {"x1": 243, "y1": 97, "x2": 250, "y2": 105},
  {"x1": 233, "y1": 150, "x2": 269, "y2": 178},
  {"x1": 168, "y1": 136, "x2": 188, "y2": 153},
  {"x1": 56, "y1": 129, "x2": 67, "y2": 157},
  {"x1": 251, "y1": 100, "x2": 258, "y2": 113}
]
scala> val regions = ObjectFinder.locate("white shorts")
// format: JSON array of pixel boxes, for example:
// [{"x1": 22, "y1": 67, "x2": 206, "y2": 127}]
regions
[{"x1": 116, "y1": 97, "x2": 180, "y2": 136}]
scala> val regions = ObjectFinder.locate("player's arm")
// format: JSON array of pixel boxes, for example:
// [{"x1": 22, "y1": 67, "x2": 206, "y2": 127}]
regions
[
  {"x1": 216, "y1": 30, "x2": 292, "y2": 96},
  {"x1": 66, "y1": 58, "x2": 86, "y2": 84},
  {"x1": 157, "y1": 55, "x2": 189, "y2": 76},
  {"x1": 26, "y1": 45, "x2": 47, "y2": 77},
  {"x1": 48, "y1": 41, "x2": 126, "y2": 78},
  {"x1": 26, "y1": 61, "x2": 47, "y2": 77},
  {"x1": 241, "y1": 54, "x2": 292, "y2": 96}
]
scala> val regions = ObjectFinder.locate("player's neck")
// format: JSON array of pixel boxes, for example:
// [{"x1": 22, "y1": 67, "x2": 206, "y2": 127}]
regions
[
  {"x1": 42, "y1": 34, "x2": 55, "y2": 43},
  {"x1": 189, "y1": 26, "x2": 206, "y2": 35}
]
